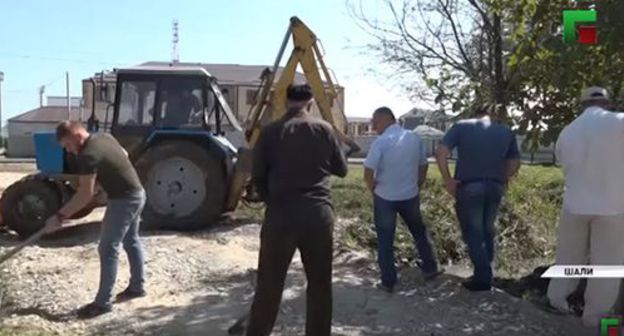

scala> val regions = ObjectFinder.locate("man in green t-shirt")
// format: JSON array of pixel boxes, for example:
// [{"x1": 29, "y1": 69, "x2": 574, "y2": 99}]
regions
[{"x1": 45, "y1": 121, "x2": 146, "y2": 319}]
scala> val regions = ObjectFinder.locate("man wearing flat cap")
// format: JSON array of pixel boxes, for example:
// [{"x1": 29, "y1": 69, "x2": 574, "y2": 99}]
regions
[
  {"x1": 245, "y1": 84, "x2": 348, "y2": 336},
  {"x1": 547, "y1": 86, "x2": 624, "y2": 327}
]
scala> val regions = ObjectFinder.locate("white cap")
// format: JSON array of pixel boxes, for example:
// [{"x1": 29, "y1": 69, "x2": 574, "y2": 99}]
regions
[{"x1": 580, "y1": 86, "x2": 609, "y2": 102}]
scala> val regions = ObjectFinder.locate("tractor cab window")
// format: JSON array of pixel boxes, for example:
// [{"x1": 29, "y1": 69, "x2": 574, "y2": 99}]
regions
[
  {"x1": 117, "y1": 81, "x2": 156, "y2": 126},
  {"x1": 158, "y1": 80, "x2": 207, "y2": 128}
]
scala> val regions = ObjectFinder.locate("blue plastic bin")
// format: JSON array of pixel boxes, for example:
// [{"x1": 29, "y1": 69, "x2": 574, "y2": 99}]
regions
[{"x1": 33, "y1": 132, "x2": 64, "y2": 174}]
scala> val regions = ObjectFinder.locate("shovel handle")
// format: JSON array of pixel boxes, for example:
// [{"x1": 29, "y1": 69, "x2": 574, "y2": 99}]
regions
[{"x1": 0, "y1": 227, "x2": 47, "y2": 265}]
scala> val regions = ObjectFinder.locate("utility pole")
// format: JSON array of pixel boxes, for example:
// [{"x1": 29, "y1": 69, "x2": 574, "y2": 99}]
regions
[
  {"x1": 0, "y1": 71, "x2": 4, "y2": 148},
  {"x1": 65, "y1": 72, "x2": 70, "y2": 119},
  {"x1": 39, "y1": 86, "x2": 45, "y2": 107},
  {"x1": 172, "y1": 19, "x2": 180, "y2": 64}
]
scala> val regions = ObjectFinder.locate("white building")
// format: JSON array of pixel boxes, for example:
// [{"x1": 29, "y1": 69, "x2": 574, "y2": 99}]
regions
[
  {"x1": 7, "y1": 61, "x2": 347, "y2": 157},
  {"x1": 7, "y1": 96, "x2": 83, "y2": 157}
]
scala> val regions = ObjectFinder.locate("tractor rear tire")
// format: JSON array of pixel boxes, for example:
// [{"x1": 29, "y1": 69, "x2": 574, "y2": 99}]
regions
[
  {"x1": 0, "y1": 177, "x2": 62, "y2": 238},
  {"x1": 135, "y1": 140, "x2": 227, "y2": 231}
]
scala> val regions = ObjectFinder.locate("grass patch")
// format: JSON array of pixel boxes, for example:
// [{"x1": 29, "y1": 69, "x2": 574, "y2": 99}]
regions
[
  {"x1": 332, "y1": 164, "x2": 563, "y2": 275},
  {"x1": 233, "y1": 163, "x2": 563, "y2": 276}
]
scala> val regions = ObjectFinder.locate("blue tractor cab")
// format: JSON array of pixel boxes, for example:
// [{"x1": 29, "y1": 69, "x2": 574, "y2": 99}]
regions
[{"x1": 1, "y1": 65, "x2": 244, "y2": 237}]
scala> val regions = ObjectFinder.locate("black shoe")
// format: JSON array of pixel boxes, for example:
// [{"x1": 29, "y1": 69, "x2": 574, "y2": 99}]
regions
[
  {"x1": 376, "y1": 282, "x2": 395, "y2": 293},
  {"x1": 76, "y1": 302, "x2": 112, "y2": 319},
  {"x1": 462, "y1": 279, "x2": 491, "y2": 292},
  {"x1": 115, "y1": 287, "x2": 147, "y2": 303},
  {"x1": 423, "y1": 268, "x2": 445, "y2": 281},
  {"x1": 539, "y1": 302, "x2": 572, "y2": 316},
  {"x1": 228, "y1": 312, "x2": 249, "y2": 335}
]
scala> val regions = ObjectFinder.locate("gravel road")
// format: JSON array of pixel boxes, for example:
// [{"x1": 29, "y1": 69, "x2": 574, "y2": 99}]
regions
[{"x1": 0, "y1": 169, "x2": 594, "y2": 336}]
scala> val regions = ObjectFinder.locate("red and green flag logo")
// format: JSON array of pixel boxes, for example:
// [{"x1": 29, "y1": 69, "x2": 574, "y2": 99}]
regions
[
  {"x1": 563, "y1": 9, "x2": 598, "y2": 44},
  {"x1": 601, "y1": 317, "x2": 622, "y2": 336}
]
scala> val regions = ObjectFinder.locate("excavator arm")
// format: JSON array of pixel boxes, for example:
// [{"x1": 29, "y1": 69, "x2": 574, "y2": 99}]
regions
[
  {"x1": 245, "y1": 17, "x2": 357, "y2": 149},
  {"x1": 224, "y1": 16, "x2": 360, "y2": 210}
]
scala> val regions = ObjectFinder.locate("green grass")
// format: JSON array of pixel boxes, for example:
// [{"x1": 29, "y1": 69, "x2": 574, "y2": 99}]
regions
[
  {"x1": 234, "y1": 164, "x2": 564, "y2": 275},
  {"x1": 331, "y1": 164, "x2": 563, "y2": 275}
]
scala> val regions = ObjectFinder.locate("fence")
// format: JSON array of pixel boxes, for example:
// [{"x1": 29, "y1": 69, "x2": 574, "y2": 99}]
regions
[{"x1": 351, "y1": 135, "x2": 558, "y2": 165}]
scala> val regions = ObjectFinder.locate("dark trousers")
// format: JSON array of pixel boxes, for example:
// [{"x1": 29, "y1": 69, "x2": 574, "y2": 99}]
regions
[
  {"x1": 373, "y1": 195, "x2": 438, "y2": 287},
  {"x1": 455, "y1": 181, "x2": 504, "y2": 285},
  {"x1": 246, "y1": 202, "x2": 334, "y2": 336}
]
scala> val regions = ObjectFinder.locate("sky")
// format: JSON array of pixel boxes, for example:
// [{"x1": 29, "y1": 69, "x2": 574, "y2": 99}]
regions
[{"x1": 0, "y1": 0, "x2": 425, "y2": 126}]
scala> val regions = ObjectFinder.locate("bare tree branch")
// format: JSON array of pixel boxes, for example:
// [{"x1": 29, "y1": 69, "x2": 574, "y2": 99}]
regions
[
  {"x1": 467, "y1": 0, "x2": 493, "y2": 31},
  {"x1": 437, "y1": 0, "x2": 475, "y2": 75},
  {"x1": 416, "y1": 1, "x2": 467, "y2": 72}
]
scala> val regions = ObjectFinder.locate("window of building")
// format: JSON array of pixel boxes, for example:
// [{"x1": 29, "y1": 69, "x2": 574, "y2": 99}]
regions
[
  {"x1": 220, "y1": 86, "x2": 236, "y2": 109},
  {"x1": 246, "y1": 89, "x2": 258, "y2": 105},
  {"x1": 102, "y1": 83, "x2": 116, "y2": 103}
]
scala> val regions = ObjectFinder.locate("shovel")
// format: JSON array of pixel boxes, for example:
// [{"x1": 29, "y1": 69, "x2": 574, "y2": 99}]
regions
[{"x1": 0, "y1": 227, "x2": 47, "y2": 265}]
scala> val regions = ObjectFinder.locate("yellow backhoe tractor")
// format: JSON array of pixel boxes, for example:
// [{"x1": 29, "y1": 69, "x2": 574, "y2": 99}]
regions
[{"x1": 0, "y1": 16, "x2": 359, "y2": 238}]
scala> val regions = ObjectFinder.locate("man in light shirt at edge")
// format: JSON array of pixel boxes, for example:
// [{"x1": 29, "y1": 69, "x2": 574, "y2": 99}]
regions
[
  {"x1": 547, "y1": 87, "x2": 624, "y2": 327},
  {"x1": 363, "y1": 107, "x2": 442, "y2": 293}
]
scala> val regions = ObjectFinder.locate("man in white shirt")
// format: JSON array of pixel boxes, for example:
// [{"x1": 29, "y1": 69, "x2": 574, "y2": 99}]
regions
[
  {"x1": 547, "y1": 87, "x2": 624, "y2": 327},
  {"x1": 363, "y1": 107, "x2": 442, "y2": 293}
]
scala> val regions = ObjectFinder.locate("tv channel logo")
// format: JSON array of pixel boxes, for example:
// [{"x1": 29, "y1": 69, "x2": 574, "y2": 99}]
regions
[
  {"x1": 563, "y1": 9, "x2": 598, "y2": 44},
  {"x1": 601, "y1": 317, "x2": 622, "y2": 336}
]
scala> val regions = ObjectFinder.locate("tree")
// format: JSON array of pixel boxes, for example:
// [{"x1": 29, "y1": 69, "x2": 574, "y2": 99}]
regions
[
  {"x1": 349, "y1": 0, "x2": 624, "y2": 147},
  {"x1": 348, "y1": 0, "x2": 536, "y2": 118}
]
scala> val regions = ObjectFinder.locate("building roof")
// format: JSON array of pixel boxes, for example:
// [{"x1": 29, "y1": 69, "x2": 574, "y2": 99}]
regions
[
  {"x1": 9, "y1": 106, "x2": 87, "y2": 123},
  {"x1": 12, "y1": 61, "x2": 344, "y2": 126},
  {"x1": 119, "y1": 65, "x2": 213, "y2": 77},
  {"x1": 84, "y1": 61, "x2": 342, "y2": 87},
  {"x1": 139, "y1": 61, "x2": 314, "y2": 86}
]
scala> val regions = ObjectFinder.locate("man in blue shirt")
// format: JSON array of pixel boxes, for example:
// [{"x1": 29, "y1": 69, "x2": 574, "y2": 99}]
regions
[
  {"x1": 364, "y1": 107, "x2": 442, "y2": 293},
  {"x1": 436, "y1": 104, "x2": 520, "y2": 291}
]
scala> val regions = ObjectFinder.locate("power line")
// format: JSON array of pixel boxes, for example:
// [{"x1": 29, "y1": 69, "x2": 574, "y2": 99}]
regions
[
  {"x1": 5, "y1": 73, "x2": 68, "y2": 94},
  {"x1": 0, "y1": 52, "x2": 128, "y2": 67}
]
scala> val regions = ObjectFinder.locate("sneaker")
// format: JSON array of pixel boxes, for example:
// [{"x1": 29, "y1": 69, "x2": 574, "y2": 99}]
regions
[
  {"x1": 76, "y1": 302, "x2": 112, "y2": 319},
  {"x1": 376, "y1": 282, "x2": 395, "y2": 293},
  {"x1": 423, "y1": 268, "x2": 445, "y2": 281},
  {"x1": 461, "y1": 279, "x2": 491, "y2": 292},
  {"x1": 115, "y1": 287, "x2": 147, "y2": 303}
]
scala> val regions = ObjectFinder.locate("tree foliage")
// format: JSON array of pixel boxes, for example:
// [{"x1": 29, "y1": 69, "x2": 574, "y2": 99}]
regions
[{"x1": 349, "y1": 0, "x2": 624, "y2": 147}]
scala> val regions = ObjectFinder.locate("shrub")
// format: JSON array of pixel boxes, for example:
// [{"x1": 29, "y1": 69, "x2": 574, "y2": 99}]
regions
[{"x1": 333, "y1": 165, "x2": 564, "y2": 275}]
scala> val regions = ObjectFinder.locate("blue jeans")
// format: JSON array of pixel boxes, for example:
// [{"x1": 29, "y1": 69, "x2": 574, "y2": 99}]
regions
[
  {"x1": 455, "y1": 181, "x2": 504, "y2": 286},
  {"x1": 94, "y1": 190, "x2": 146, "y2": 306},
  {"x1": 373, "y1": 195, "x2": 438, "y2": 287}
]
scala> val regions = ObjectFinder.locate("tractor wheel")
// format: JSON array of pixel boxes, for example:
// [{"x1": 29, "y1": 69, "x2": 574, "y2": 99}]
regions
[
  {"x1": 0, "y1": 177, "x2": 62, "y2": 238},
  {"x1": 135, "y1": 140, "x2": 227, "y2": 231}
]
